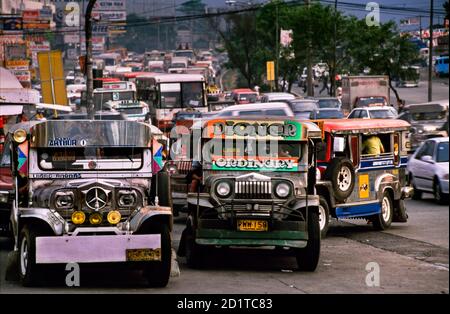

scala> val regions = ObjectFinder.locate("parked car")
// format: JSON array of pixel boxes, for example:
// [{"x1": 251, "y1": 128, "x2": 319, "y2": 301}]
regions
[
  {"x1": 260, "y1": 92, "x2": 296, "y2": 103},
  {"x1": 212, "y1": 102, "x2": 294, "y2": 118},
  {"x1": 348, "y1": 107, "x2": 398, "y2": 119},
  {"x1": 407, "y1": 137, "x2": 449, "y2": 204},
  {"x1": 398, "y1": 100, "x2": 449, "y2": 150}
]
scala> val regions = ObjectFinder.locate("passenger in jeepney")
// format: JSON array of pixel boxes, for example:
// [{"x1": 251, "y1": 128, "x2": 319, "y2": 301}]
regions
[{"x1": 362, "y1": 135, "x2": 385, "y2": 155}]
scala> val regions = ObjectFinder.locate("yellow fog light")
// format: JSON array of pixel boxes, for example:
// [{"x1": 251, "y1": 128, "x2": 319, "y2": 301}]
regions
[
  {"x1": 13, "y1": 129, "x2": 27, "y2": 143},
  {"x1": 107, "y1": 210, "x2": 121, "y2": 225},
  {"x1": 89, "y1": 212, "x2": 103, "y2": 225},
  {"x1": 71, "y1": 211, "x2": 86, "y2": 225}
]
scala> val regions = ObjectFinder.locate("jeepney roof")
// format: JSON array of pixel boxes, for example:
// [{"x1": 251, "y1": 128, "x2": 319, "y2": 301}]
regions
[
  {"x1": 29, "y1": 120, "x2": 152, "y2": 148},
  {"x1": 200, "y1": 117, "x2": 322, "y2": 140},
  {"x1": 319, "y1": 119, "x2": 410, "y2": 133}
]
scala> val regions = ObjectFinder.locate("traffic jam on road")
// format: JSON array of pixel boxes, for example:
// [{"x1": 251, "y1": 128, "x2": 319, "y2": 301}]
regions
[{"x1": 0, "y1": 0, "x2": 449, "y2": 294}]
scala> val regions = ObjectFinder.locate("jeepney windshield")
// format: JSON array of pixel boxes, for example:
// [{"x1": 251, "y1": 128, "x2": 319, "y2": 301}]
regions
[
  {"x1": 159, "y1": 82, "x2": 205, "y2": 109},
  {"x1": 204, "y1": 139, "x2": 302, "y2": 160},
  {"x1": 37, "y1": 147, "x2": 143, "y2": 171}
]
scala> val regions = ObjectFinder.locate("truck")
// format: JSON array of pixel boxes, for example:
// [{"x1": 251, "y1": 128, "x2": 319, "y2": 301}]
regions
[{"x1": 341, "y1": 75, "x2": 390, "y2": 115}]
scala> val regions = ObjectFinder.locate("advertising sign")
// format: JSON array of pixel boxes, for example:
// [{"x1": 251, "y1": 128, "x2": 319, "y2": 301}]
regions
[
  {"x1": 94, "y1": 0, "x2": 126, "y2": 11},
  {"x1": 0, "y1": 16, "x2": 23, "y2": 31},
  {"x1": 5, "y1": 60, "x2": 30, "y2": 71},
  {"x1": 92, "y1": 11, "x2": 127, "y2": 22},
  {"x1": 5, "y1": 43, "x2": 27, "y2": 60},
  {"x1": 38, "y1": 50, "x2": 68, "y2": 105}
]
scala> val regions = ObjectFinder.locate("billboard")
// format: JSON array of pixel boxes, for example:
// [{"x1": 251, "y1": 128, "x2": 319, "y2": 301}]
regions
[
  {"x1": 0, "y1": 16, "x2": 23, "y2": 31},
  {"x1": 37, "y1": 51, "x2": 68, "y2": 105},
  {"x1": 94, "y1": 0, "x2": 126, "y2": 11}
]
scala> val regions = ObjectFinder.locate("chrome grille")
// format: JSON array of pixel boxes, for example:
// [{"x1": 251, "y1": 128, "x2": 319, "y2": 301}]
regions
[{"x1": 234, "y1": 181, "x2": 272, "y2": 199}]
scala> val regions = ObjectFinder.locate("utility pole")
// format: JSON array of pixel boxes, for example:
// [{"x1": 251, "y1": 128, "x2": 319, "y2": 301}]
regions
[
  {"x1": 275, "y1": 3, "x2": 280, "y2": 91},
  {"x1": 306, "y1": 0, "x2": 314, "y2": 96},
  {"x1": 331, "y1": 0, "x2": 338, "y2": 96},
  {"x1": 85, "y1": 0, "x2": 97, "y2": 120},
  {"x1": 428, "y1": 0, "x2": 433, "y2": 102}
]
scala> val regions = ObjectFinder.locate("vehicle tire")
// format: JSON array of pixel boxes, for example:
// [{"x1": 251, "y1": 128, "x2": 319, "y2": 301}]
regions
[
  {"x1": 157, "y1": 171, "x2": 172, "y2": 208},
  {"x1": 410, "y1": 174, "x2": 422, "y2": 200},
  {"x1": 144, "y1": 224, "x2": 171, "y2": 288},
  {"x1": 18, "y1": 225, "x2": 44, "y2": 287},
  {"x1": 184, "y1": 226, "x2": 205, "y2": 269},
  {"x1": 318, "y1": 196, "x2": 330, "y2": 238},
  {"x1": 372, "y1": 191, "x2": 394, "y2": 230},
  {"x1": 393, "y1": 199, "x2": 408, "y2": 223},
  {"x1": 324, "y1": 157, "x2": 355, "y2": 202},
  {"x1": 434, "y1": 179, "x2": 448, "y2": 205},
  {"x1": 295, "y1": 210, "x2": 320, "y2": 271}
]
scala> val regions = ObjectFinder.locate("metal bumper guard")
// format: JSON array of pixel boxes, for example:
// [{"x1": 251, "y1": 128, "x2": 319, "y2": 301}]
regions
[{"x1": 36, "y1": 231, "x2": 161, "y2": 264}]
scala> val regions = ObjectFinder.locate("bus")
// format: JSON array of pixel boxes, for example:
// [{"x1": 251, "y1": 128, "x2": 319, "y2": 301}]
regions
[
  {"x1": 136, "y1": 73, "x2": 207, "y2": 130},
  {"x1": 435, "y1": 55, "x2": 449, "y2": 77}
]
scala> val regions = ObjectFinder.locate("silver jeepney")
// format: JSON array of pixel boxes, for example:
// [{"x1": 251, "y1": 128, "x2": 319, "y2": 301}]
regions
[{"x1": 9, "y1": 120, "x2": 172, "y2": 287}]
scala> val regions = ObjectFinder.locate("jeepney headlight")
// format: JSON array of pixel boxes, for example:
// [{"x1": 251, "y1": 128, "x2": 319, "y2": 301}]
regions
[
  {"x1": 117, "y1": 191, "x2": 137, "y2": 208},
  {"x1": 13, "y1": 129, "x2": 27, "y2": 143},
  {"x1": 55, "y1": 191, "x2": 74, "y2": 209},
  {"x1": 167, "y1": 162, "x2": 178, "y2": 175},
  {"x1": 316, "y1": 168, "x2": 321, "y2": 181},
  {"x1": 275, "y1": 182, "x2": 290, "y2": 198},
  {"x1": 89, "y1": 212, "x2": 103, "y2": 225},
  {"x1": 216, "y1": 181, "x2": 232, "y2": 198},
  {"x1": 107, "y1": 210, "x2": 122, "y2": 224},
  {"x1": 71, "y1": 211, "x2": 86, "y2": 225}
]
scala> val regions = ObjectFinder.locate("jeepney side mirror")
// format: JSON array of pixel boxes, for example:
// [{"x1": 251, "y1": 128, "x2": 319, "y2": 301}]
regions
[{"x1": 333, "y1": 137, "x2": 345, "y2": 153}]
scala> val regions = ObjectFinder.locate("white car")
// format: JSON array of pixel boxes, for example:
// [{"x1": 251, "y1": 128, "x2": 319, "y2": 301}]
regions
[
  {"x1": 407, "y1": 137, "x2": 449, "y2": 204},
  {"x1": 347, "y1": 107, "x2": 398, "y2": 119}
]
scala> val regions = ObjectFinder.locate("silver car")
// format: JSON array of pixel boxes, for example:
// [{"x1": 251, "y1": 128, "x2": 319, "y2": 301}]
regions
[{"x1": 407, "y1": 137, "x2": 449, "y2": 204}]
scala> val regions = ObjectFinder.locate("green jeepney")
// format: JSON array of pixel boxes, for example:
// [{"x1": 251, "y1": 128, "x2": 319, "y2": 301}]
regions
[{"x1": 177, "y1": 117, "x2": 323, "y2": 271}]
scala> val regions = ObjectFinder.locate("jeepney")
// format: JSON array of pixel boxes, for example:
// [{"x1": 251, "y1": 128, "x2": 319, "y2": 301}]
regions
[
  {"x1": 7, "y1": 120, "x2": 172, "y2": 287},
  {"x1": 313, "y1": 119, "x2": 413, "y2": 236},
  {"x1": 177, "y1": 118, "x2": 323, "y2": 271}
]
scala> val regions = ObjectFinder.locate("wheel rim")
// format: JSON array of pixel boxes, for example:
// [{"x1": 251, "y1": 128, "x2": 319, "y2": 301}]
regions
[
  {"x1": 20, "y1": 236, "x2": 28, "y2": 276},
  {"x1": 318, "y1": 205, "x2": 326, "y2": 231},
  {"x1": 381, "y1": 196, "x2": 391, "y2": 222},
  {"x1": 338, "y1": 166, "x2": 352, "y2": 191}
]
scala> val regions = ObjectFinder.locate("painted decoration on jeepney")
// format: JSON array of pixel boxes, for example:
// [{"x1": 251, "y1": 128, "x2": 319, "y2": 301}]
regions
[
  {"x1": 205, "y1": 120, "x2": 304, "y2": 141},
  {"x1": 358, "y1": 174, "x2": 370, "y2": 198},
  {"x1": 152, "y1": 138, "x2": 164, "y2": 173},
  {"x1": 17, "y1": 141, "x2": 28, "y2": 177},
  {"x1": 211, "y1": 156, "x2": 299, "y2": 172}
]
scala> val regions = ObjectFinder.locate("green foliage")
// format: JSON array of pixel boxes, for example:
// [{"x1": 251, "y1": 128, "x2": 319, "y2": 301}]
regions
[{"x1": 219, "y1": 0, "x2": 420, "y2": 99}]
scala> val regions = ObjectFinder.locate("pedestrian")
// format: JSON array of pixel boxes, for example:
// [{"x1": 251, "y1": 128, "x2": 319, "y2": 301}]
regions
[{"x1": 319, "y1": 72, "x2": 330, "y2": 95}]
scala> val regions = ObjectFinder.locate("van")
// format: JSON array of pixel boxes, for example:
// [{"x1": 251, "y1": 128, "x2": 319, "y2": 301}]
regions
[{"x1": 213, "y1": 102, "x2": 294, "y2": 117}]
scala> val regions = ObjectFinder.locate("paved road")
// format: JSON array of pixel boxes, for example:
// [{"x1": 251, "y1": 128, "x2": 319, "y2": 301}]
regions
[{"x1": 0, "y1": 196, "x2": 448, "y2": 294}]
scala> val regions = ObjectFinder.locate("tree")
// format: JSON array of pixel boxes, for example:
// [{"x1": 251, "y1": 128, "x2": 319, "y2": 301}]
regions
[{"x1": 347, "y1": 20, "x2": 420, "y2": 103}]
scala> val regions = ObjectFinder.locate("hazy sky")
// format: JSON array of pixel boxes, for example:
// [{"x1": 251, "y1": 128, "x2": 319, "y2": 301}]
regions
[{"x1": 202, "y1": 0, "x2": 447, "y2": 27}]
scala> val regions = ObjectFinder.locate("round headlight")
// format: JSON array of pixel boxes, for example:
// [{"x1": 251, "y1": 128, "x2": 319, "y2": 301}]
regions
[
  {"x1": 316, "y1": 168, "x2": 321, "y2": 181},
  {"x1": 89, "y1": 212, "x2": 103, "y2": 225},
  {"x1": 71, "y1": 211, "x2": 86, "y2": 225},
  {"x1": 216, "y1": 181, "x2": 231, "y2": 197},
  {"x1": 56, "y1": 194, "x2": 74, "y2": 209},
  {"x1": 107, "y1": 210, "x2": 121, "y2": 225},
  {"x1": 13, "y1": 129, "x2": 27, "y2": 143},
  {"x1": 275, "y1": 182, "x2": 290, "y2": 198},
  {"x1": 118, "y1": 193, "x2": 136, "y2": 207}
]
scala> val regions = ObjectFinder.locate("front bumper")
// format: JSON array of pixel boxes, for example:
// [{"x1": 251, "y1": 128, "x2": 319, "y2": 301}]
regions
[{"x1": 36, "y1": 233, "x2": 161, "y2": 264}]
